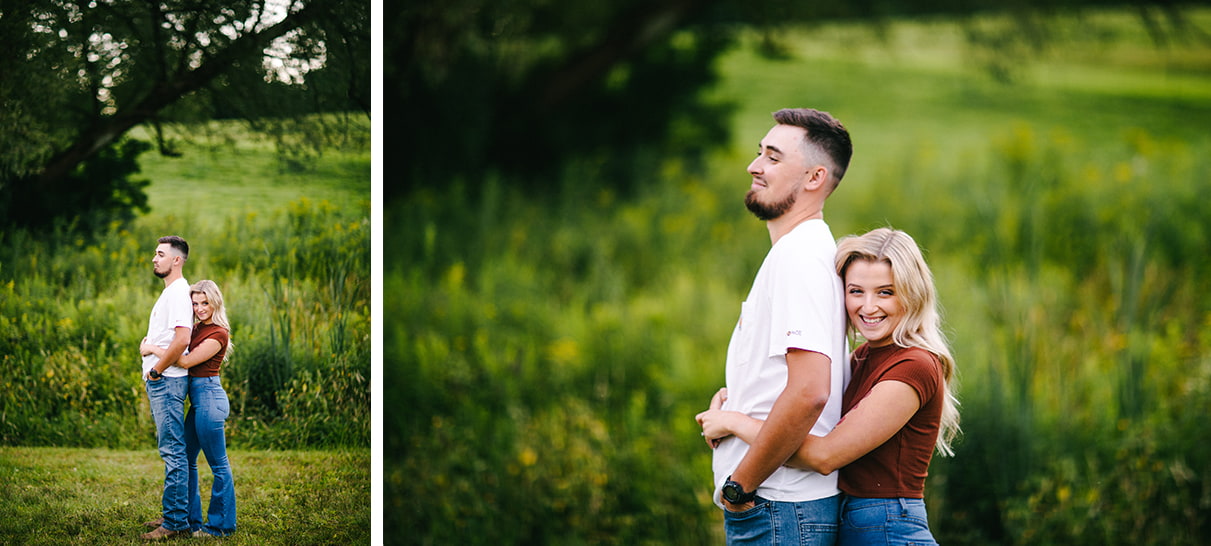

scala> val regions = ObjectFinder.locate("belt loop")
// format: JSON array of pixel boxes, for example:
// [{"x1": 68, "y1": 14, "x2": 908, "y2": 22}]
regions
[{"x1": 898, "y1": 497, "x2": 910, "y2": 515}]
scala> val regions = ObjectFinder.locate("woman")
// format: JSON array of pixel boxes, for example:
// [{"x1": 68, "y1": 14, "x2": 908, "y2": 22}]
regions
[
  {"x1": 697, "y1": 228, "x2": 959, "y2": 545},
  {"x1": 143, "y1": 279, "x2": 237, "y2": 537}
]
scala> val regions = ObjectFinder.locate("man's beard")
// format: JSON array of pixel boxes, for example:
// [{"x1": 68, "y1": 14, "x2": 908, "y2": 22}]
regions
[
  {"x1": 154, "y1": 267, "x2": 169, "y2": 279},
  {"x1": 745, "y1": 188, "x2": 796, "y2": 221}
]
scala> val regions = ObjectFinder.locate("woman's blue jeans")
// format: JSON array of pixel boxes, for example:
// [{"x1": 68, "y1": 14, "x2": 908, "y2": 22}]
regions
[
  {"x1": 838, "y1": 496, "x2": 937, "y2": 545},
  {"x1": 146, "y1": 375, "x2": 190, "y2": 532},
  {"x1": 185, "y1": 375, "x2": 237, "y2": 536}
]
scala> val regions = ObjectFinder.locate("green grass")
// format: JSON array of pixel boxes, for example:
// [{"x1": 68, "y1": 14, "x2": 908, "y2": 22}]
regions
[
  {"x1": 0, "y1": 447, "x2": 369, "y2": 545},
  {"x1": 129, "y1": 116, "x2": 371, "y2": 220}
]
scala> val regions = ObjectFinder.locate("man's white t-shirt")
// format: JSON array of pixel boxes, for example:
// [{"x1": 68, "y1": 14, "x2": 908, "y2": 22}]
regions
[
  {"x1": 712, "y1": 219, "x2": 850, "y2": 507},
  {"x1": 143, "y1": 277, "x2": 192, "y2": 378}
]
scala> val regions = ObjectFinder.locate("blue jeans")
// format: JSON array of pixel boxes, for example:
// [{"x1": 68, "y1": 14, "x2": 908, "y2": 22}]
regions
[
  {"x1": 186, "y1": 375, "x2": 237, "y2": 536},
  {"x1": 725, "y1": 494, "x2": 840, "y2": 545},
  {"x1": 146, "y1": 375, "x2": 190, "y2": 532},
  {"x1": 838, "y1": 497, "x2": 937, "y2": 545}
]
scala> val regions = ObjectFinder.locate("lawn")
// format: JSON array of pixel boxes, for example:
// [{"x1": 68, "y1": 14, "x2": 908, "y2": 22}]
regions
[
  {"x1": 0, "y1": 447, "x2": 369, "y2": 545},
  {"x1": 129, "y1": 116, "x2": 371, "y2": 222}
]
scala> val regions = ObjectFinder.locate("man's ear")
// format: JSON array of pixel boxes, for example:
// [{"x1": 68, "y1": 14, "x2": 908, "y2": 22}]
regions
[{"x1": 803, "y1": 165, "x2": 829, "y2": 191}]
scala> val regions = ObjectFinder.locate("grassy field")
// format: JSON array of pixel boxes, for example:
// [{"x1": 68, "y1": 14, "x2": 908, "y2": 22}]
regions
[
  {"x1": 0, "y1": 447, "x2": 369, "y2": 544},
  {"x1": 387, "y1": 7, "x2": 1211, "y2": 544},
  {"x1": 0, "y1": 113, "x2": 371, "y2": 540},
  {"x1": 1, "y1": 113, "x2": 370, "y2": 450},
  {"x1": 130, "y1": 116, "x2": 370, "y2": 220}
]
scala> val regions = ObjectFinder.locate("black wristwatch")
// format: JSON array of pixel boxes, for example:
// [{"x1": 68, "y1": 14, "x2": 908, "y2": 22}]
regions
[
  {"x1": 149, "y1": 369, "x2": 162, "y2": 379},
  {"x1": 722, "y1": 476, "x2": 757, "y2": 505}
]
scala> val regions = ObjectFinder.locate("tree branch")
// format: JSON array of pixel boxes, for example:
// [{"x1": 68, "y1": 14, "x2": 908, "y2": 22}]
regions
[
  {"x1": 36, "y1": 0, "x2": 335, "y2": 186},
  {"x1": 538, "y1": 0, "x2": 708, "y2": 108}
]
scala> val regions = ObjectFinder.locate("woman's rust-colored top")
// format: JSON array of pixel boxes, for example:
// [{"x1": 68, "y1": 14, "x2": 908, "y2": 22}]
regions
[
  {"x1": 188, "y1": 322, "x2": 229, "y2": 378},
  {"x1": 838, "y1": 343, "x2": 943, "y2": 499}
]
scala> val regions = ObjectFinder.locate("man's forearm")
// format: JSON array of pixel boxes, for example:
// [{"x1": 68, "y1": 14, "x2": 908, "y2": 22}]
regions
[
  {"x1": 154, "y1": 329, "x2": 191, "y2": 371},
  {"x1": 729, "y1": 349, "x2": 832, "y2": 493},
  {"x1": 729, "y1": 392, "x2": 826, "y2": 491},
  {"x1": 154, "y1": 344, "x2": 186, "y2": 372}
]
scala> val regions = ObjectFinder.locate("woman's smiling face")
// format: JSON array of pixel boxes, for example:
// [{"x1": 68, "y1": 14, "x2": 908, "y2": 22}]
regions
[
  {"x1": 192, "y1": 292, "x2": 213, "y2": 324},
  {"x1": 844, "y1": 259, "x2": 902, "y2": 347}
]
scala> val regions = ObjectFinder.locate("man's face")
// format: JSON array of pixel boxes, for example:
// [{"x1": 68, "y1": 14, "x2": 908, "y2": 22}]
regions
[
  {"x1": 152, "y1": 243, "x2": 177, "y2": 279},
  {"x1": 744, "y1": 124, "x2": 811, "y2": 221}
]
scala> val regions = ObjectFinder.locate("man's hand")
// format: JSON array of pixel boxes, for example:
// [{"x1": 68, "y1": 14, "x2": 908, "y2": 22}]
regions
[{"x1": 723, "y1": 498, "x2": 756, "y2": 513}]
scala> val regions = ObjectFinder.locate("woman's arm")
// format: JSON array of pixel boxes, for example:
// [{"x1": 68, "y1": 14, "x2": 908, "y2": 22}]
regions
[
  {"x1": 140, "y1": 338, "x2": 222, "y2": 369},
  {"x1": 697, "y1": 408, "x2": 763, "y2": 446},
  {"x1": 696, "y1": 380, "x2": 921, "y2": 475},
  {"x1": 790, "y1": 381, "x2": 920, "y2": 474},
  {"x1": 140, "y1": 338, "x2": 164, "y2": 358},
  {"x1": 696, "y1": 386, "x2": 768, "y2": 447},
  {"x1": 174, "y1": 339, "x2": 223, "y2": 369}
]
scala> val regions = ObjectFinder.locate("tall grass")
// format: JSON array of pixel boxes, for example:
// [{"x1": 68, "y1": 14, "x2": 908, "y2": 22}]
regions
[{"x1": 386, "y1": 8, "x2": 1211, "y2": 544}]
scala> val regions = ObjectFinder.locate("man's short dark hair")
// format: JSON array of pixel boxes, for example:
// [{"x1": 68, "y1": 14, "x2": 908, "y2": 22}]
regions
[
  {"x1": 158, "y1": 235, "x2": 189, "y2": 259},
  {"x1": 773, "y1": 108, "x2": 853, "y2": 187}
]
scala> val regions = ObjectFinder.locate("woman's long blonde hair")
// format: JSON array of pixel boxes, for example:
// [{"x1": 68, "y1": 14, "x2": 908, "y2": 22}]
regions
[
  {"x1": 835, "y1": 228, "x2": 960, "y2": 456},
  {"x1": 191, "y1": 279, "x2": 232, "y2": 361}
]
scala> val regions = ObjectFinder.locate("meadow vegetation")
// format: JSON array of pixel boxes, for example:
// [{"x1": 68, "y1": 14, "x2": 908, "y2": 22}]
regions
[
  {"x1": 0, "y1": 115, "x2": 369, "y2": 543},
  {"x1": 387, "y1": 8, "x2": 1211, "y2": 544},
  {"x1": 0, "y1": 117, "x2": 371, "y2": 451}
]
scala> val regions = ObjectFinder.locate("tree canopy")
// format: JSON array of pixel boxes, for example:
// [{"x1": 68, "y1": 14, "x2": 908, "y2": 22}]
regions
[{"x1": 0, "y1": 0, "x2": 369, "y2": 231}]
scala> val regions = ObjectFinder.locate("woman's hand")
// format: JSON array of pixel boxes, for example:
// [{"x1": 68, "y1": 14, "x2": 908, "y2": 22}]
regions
[
  {"x1": 696, "y1": 387, "x2": 732, "y2": 448},
  {"x1": 139, "y1": 338, "x2": 162, "y2": 357},
  {"x1": 696, "y1": 409, "x2": 745, "y2": 447}
]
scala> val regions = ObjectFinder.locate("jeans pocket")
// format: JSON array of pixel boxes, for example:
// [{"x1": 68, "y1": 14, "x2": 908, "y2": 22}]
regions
[
  {"x1": 844, "y1": 501, "x2": 891, "y2": 530},
  {"x1": 213, "y1": 393, "x2": 230, "y2": 420},
  {"x1": 890, "y1": 499, "x2": 931, "y2": 527},
  {"x1": 724, "y1": 498, "x2": 772, "y2": 543}
]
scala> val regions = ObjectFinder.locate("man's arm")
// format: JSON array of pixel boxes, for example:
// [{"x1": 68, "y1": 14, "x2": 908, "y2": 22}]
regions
[
  {"x1": 151, "y1": 326, "x2": 191, "y2": 375},
  {"x1": 725, "y1": 348, "x2": 831, "y2": 510}
]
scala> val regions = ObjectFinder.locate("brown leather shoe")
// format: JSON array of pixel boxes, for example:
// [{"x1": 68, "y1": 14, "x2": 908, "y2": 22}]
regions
[
  {"x1": 140, "y1": 526, "x2": 183, "y2": 541},
  {"x1": 142, "y1": 517, "x2": 164, "y2": 529}
]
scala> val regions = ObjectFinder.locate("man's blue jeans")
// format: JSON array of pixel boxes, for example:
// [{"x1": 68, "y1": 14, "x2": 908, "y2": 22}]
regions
[
  {"x1": 146, "y1": 375, "x2": 190, "y2": 532},
  {"x1": 724, "y1": 494, "x2": 840, "y2": 545},
  {"x1": 185, "y1": 376, "x2": 236, "y2": 536}
]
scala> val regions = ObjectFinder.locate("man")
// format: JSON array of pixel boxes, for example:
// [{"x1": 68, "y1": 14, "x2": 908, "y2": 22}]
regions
[
  {"x1": 139, "y1": 235, "x2": 193, "y2": 540},
  {"x1": 698, "y1": 108, "x2": 852, "y2": 544}
]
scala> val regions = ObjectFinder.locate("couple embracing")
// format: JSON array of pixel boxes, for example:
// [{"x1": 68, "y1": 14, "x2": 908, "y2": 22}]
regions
[
  {"x1": 697, "y1": 109, "x2": 960, "y2": 545},
  {"x1": 138, "y1": 235, "x2": 237, "y2": 540}
]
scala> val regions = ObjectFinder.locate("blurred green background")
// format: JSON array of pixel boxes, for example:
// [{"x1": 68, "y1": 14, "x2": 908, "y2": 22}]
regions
[{"x1": 388, "y1": 3, "x2": 1211, "y2": 544}]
